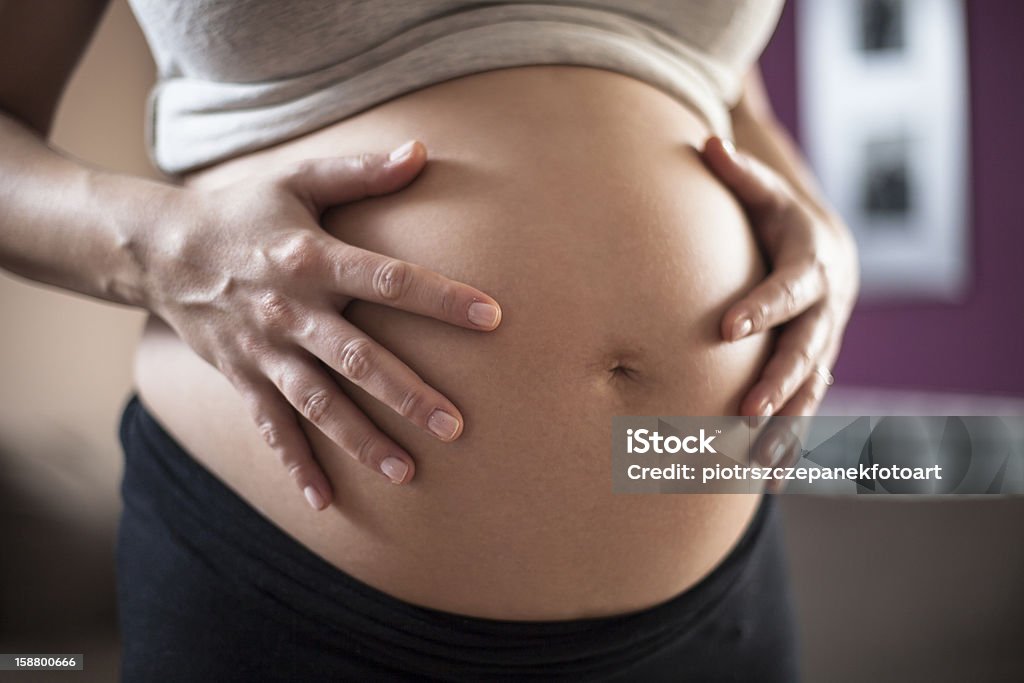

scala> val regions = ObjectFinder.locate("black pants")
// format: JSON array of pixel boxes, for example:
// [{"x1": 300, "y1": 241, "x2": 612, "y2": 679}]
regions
[{"x1": 116, "y1": 394, "x2": 800, "y2": 682}]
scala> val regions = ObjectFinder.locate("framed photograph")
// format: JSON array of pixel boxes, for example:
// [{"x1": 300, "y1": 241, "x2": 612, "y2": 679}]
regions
[{"x1": 797, "y1": 0, "x2": 970, "y2": 300}]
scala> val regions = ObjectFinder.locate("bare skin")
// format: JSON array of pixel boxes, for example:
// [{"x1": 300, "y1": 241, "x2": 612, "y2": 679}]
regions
[
  {"x1": 1, "y1": 3, "x2": 858, "y2": 620},
  {"x1": 136, "y1": 66, "x2": 771, "y2": 619},
  {"x1": 0, "y1": 1, "x2": 508, "y2": 509}
]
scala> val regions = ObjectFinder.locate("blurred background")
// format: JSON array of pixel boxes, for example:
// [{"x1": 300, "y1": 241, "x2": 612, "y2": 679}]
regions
[{"x1": 0, "y1": 1, "x2": 1021, "y2": 681}]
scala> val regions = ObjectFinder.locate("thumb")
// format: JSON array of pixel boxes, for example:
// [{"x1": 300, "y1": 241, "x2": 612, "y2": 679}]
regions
[
  {"x1": 287, "y1": 140, "x2": 428, "y2": 211},
  {"x1": 701, "y1": 136, "x2": 789, "y2": 214}
]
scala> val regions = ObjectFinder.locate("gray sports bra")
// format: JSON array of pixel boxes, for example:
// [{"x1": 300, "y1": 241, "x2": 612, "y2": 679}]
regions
[{"x1": 126, "y1": 0, "x2": 785, "y2": 175}]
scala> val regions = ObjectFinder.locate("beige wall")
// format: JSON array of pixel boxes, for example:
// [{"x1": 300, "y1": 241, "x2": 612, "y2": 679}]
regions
[
  {"x1": 1, "y1": 0, "x2": 156, "y2": 527},
  {"x1": 1, "y1": 4, "x2": 156, "y2": 678}
]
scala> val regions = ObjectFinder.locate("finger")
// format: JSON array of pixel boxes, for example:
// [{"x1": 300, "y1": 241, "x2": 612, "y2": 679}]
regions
[
  {"x1": 233, "y1": 375, "x2": 334, "y2": 511},
  {"x1": 262, "y1": 353, "x2": 416, "y2": 484},
  {"x1": 723, "y1": 258, "x2": 827, "y2": 341},
  {"x1": 776, "y1": 341, "x2": 840, "y2": 417},
  {"x1": 326, "y1": 244, "x2": 502, "y2": 330},
  {"x1": 740, "y1": 305, "x2": 831, "y2": 417},
  {"x1": 296, "y1": 314, "x2": 464, "y2": 441},
  {"x1": 285, "y1": 140, "x2": 428, "y2": 211},
  {"x1": 752, "y1": 418, "x2": 798, "y2": 467},
  {"x1": 700, "y1": 136, "x2": 792, "y2": 214},
  {"x1": 752, "y1": 420, "x2": 800, "y2": 493},
  {"x1": 752, "y1": 415, "x2": 808, "y2": 493},
  {"x1": 753, "y1": 422, "x2": 804, "y2": 494}
]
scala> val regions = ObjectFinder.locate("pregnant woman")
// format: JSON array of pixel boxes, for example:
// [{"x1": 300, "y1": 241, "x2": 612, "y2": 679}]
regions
[{"x1": 0, "y1": 0, "x2": 858, "y2": 680}]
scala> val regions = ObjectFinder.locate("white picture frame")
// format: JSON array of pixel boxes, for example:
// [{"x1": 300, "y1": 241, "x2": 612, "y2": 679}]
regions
[{"x1": 797, "y1": 0, "x2": 970, "y2": 300}]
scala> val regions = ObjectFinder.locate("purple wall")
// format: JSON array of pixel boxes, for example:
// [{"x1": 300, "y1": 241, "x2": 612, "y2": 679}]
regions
[{"x1": 759, "y1": 0, "x2": 1024, "y2": 396}]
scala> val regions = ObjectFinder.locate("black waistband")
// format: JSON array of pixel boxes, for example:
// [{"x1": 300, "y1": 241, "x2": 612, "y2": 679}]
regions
[{"x1": 118, "y1": 393, "x2": 778, "y2": 679}]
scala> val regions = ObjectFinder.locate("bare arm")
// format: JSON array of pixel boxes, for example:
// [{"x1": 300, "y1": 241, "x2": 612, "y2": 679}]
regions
[
  {"x1": 0, "y1": 2, "x2": 502, "y2": 508},
  {"x1": 0, "y1": 0, "x2": 162, "y2": 306},
  {"x1": 729, "y1": 66, "x2": 841, "y2": 228}
]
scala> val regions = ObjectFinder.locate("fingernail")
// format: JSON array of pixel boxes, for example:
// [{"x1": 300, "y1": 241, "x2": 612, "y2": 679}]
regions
[
  {"x1": 732, "y1": 317, "x2": 753, "y2": 340},
  {"x1": 380, "y1": 456, "x2": 409, "y2": 484},
  {"x1": 467, "y1": 301, "x2": 500, "y2": 329},
  {"x1": 387, "y1": 140, "x2": 417, "y2": 163},
  {"x1": 721, "y1": 138, "x2": 737, "y2": 158},
  {"x1": 755, "y1": 435, "x2": 779, "y2": 466},
  {"x1": 760, "y1": 401, "x2": 775, "y2": 417},
  {"x1": 767, "y1": 436, "x2": 787, "y2": 465},
  {"x1": 303, "y1": 485, "x2": 326, "y2": 511},
  {"x1": 427, "y1": 409, "x2": 460, "y2": 440}
]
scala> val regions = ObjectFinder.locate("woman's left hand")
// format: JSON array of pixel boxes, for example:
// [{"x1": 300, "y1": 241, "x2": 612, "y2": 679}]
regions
[{"x1": 700, "y1": 136, "x2": 859, "y2": 417}]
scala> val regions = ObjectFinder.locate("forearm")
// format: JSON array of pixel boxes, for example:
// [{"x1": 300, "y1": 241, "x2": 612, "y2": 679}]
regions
[
  {"x1": 0, "y1": 111, "x2": 178, "y2": 308},
  {"x1": 729, "y1": 69, "x2": 840, "y2": 228}
]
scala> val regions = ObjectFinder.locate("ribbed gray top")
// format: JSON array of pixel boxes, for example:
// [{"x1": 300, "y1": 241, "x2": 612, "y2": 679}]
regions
[{"x1": 126, "y1": 0, "x2": 785, "y2": 175}]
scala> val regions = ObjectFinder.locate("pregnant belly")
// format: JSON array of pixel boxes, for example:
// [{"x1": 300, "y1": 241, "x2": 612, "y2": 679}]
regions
[{"x1": 134, "y1": 66, "x2": 772, "y2": 620}]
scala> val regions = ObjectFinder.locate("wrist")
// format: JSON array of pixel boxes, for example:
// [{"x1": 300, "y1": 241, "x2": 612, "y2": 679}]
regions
[{"x1": 85, "y1": 167, "x2": 188, "y2": 310}]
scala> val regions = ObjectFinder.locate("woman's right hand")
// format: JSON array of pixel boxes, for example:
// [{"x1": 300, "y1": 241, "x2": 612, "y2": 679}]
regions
[{"x1": 139, "y1": 140, "x2": 502, "y2": 510}]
